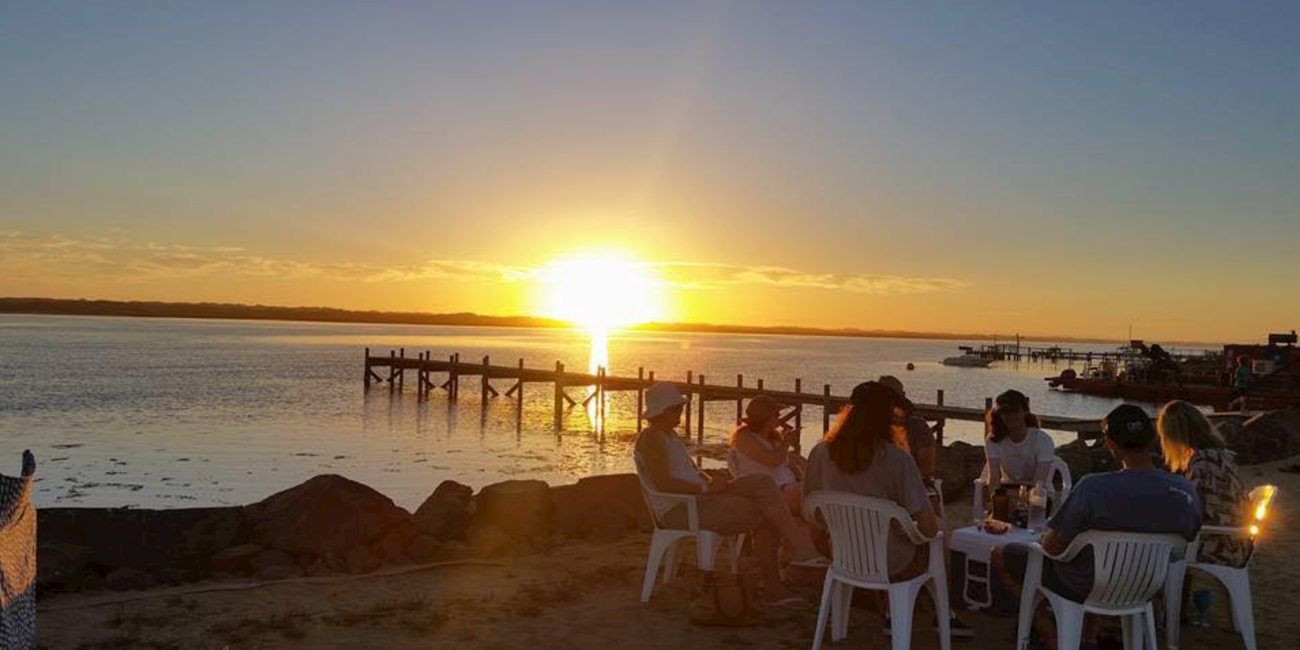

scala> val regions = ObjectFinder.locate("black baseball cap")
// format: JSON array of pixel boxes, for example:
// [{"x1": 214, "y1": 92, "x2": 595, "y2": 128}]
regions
[{"x1": 1102, "y1": 404, "x2": 1155, "y2": 447}]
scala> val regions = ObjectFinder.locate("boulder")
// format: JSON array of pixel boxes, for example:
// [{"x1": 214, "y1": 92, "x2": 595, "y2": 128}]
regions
[
  {"x1": 210, "y1": 543, "x2": 265, "y2": 573},
  {"x1": 36, "y1": 543, "x2": 92, "y2": 590},
  {"x1": 551, "y1": 474, "x2": 651, "y2": 537},
  {"x1": 371, "y1": 523, "x2": 417, "y2": 564},
  {"x1": 413, "y1": 480, "x2": 474, "y2": 540},
  {"x1": 253, "y1": 564, "x2": 301, "y2": 581},
  {"x1": 37, "y1": 506, "x2": 245, "y2": 571},
  {"x1": 305, "y1": 553, "x2": 346, "y2": 577},
  {"x1": 465, "y1": 525, "x2": 526, "y2": 557},
  {"x1": 151, "y1": 568, "x2": 191, "y2": 586},
  {"x1": 934, "y1": 442, "x2": 987, "y2": 501},
  {"x1": 474, "y1": 480, "x2": 553, "y2": 539},
  {"x1": 1054, "y1": 439, "x2": 1117, "y2": 482},
  {"x1": 104, "y1": 567, "x2": 150, "y2": 591},
  {"x1": 345, "y1": 546, "x2": 381, "y2": 574},
  {"x1": 1234, "y1": 408, "x2": 1300, "y2": 464},
  {"x1": 244, "y1": 474, "x2": 414, "y2": 556},
  {"x1": 249, "y1": 549, "x2": 297, "y2": 570},
  {"x1": 406, "y1": 535, "x2": 442, "y2": 562}
]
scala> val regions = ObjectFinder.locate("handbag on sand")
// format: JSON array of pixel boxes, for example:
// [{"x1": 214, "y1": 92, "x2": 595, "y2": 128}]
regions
[{"x1": 688, "y1": 572, "x2": 760, "y2": 626}]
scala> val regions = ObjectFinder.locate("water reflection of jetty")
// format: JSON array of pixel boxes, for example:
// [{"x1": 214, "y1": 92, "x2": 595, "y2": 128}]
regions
[{"x1": 363, "y1": 348, "x2": 1105, "y2": 443}]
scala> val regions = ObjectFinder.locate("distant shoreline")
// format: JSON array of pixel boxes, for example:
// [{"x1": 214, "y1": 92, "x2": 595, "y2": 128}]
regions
[{"x1": 0, "y1": 297, "x2": 1208, "y2": 346}]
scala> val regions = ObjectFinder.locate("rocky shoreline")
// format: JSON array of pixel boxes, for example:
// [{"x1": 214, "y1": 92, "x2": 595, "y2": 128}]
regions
[{"x1": 37, "y1": 407, "x2": 1300, "y2": 598}]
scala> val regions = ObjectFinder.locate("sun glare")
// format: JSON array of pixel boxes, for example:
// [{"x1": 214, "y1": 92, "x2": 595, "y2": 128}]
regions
[{"x1": 538, "y1": 254, "x2": 664, "y2": 332}]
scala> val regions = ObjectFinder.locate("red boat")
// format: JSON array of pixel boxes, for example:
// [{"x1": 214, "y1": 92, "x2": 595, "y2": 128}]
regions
[{"x1": 1047, "y1": 332, "x2": 1300, "y2": 411}]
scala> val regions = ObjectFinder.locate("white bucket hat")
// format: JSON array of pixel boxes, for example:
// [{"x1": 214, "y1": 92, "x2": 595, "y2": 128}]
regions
[{"x1": 642, "y1": 382, "x2": 687, "y2": 419}]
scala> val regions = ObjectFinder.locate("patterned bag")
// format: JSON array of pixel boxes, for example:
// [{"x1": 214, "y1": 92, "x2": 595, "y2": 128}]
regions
[
  {"x1": 0, "y1": 451, "x2": 36, "y2": 650},
  {"x1": 688, "y1": 572, "x2": 760, "y2": 626}
]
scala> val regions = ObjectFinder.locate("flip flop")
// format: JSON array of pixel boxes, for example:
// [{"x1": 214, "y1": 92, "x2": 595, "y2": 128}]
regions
[
  {"x1": 789, "y1": 555, "x2": 832, "y2": 569},
  {"x1": 764, "y1": 596, "x2": 805, "y2": 608}
]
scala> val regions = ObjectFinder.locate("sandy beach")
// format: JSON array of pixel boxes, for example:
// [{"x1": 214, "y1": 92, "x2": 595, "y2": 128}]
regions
[{"x1": 34, "y1": 457, "x2": 1297, "y2": 650}]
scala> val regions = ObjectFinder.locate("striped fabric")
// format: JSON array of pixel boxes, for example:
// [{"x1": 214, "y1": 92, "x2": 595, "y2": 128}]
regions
[{"x1": 0, "y1": 451, "x2": 35, "y2": 650}]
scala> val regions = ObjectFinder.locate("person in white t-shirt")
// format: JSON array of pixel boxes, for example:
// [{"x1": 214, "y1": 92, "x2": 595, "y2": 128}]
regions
[{"x1": 983, "y1": 389, "x2": 1055, "y2": 485}]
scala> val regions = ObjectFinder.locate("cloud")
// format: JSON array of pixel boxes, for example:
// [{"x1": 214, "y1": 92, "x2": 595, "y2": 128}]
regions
[
  {"x1": 649, "y1": 262, "x2": 967, "y2": 295},
  {"x1": 0, "y1": 231, "x2": 965, "y2": 296}
]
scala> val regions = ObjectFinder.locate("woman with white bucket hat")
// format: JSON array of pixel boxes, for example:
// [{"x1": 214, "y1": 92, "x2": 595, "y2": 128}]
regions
[{"x1": 634, "y1": 382, "x2": 828, "y2": 606}]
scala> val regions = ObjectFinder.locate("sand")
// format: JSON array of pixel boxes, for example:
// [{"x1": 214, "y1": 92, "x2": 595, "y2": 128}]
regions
[{"x1": 36, "y1": 458, "x2": 1300, "y2": 650}]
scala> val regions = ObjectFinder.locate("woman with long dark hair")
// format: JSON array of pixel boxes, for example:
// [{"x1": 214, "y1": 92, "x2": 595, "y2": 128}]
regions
[
  {"x1": 983, "y1": 389, "x2": 1055, "y2": 486},
  {"x1": 804, "y1": 381, "x2": 936, "y2": 577}
]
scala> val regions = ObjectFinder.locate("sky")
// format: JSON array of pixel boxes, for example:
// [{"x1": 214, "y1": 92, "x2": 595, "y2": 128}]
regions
[{"x1": 2, "y1": 1, "x2": 1298, "y2": 343}]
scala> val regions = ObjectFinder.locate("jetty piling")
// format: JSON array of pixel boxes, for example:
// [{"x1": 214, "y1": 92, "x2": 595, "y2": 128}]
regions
[{"x1": 363, "y1": 351, "x2": 1105, "y2": 440}]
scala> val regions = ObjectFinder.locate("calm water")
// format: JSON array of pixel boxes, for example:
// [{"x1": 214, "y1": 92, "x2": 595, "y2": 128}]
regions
[{"x1": 0, "y1": 314, "x2": 1132, "y2": 510}]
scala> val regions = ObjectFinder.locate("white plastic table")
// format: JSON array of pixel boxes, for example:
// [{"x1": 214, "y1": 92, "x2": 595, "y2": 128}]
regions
[{"x1": 949, "y1": 525, "x2": 1039, "y2": 610}]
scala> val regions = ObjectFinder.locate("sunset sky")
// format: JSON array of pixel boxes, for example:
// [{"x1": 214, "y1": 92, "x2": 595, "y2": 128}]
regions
[{"x1": 2, "y1": 2, "x2": 1298, "y2": 342}]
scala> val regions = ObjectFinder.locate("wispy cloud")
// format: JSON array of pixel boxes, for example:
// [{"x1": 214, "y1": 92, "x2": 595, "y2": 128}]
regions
[
  {"x1": 0, "y1": 231, "x2": 966, "y2": 296},
  {"x1": 649, "y1": 262, "x2": 968, "y2": 295}
]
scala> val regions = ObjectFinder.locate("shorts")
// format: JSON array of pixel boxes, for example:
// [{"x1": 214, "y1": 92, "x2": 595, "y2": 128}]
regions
[{"x1": 1000, "y1": 542, "x2": 1092, "y2": 603}]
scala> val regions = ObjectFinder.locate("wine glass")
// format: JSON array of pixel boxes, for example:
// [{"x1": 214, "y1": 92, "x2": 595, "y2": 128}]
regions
[{"x1": 1191, "y1": 589, "x2": 1213, "y2": 629}]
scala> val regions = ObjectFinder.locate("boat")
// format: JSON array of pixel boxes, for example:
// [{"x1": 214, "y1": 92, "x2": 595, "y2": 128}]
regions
[
  {"x1": 943, "y1": 355, "x2": 993, "y2": 368},
  {"x1": 1046, "y1": 332, "x2": 1300, "y2": 410}
]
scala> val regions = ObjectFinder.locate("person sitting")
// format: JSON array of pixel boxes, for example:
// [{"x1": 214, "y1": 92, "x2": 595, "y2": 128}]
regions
[
  {"x1": 992, "y1": 404, "x2": 1202, "y2": 650},
  {"x1": 634, "y1": 382, "x2": 827, "y2": 606},
  {"x1": 804, "y1": 381, "x2": 973, "y2": 637},
  {"x1": 877, "y1": 375, "x2": 937, "y2": 485},
  {"x1": 1157, "y1": 400, "x2": 1252, "y2": 567},
  {"x1": 983, "y1": 389, "x2": 1055, "y2": 487},
  {"x1": 728, "y1": 395, "x2": 803, "y2": 515}
]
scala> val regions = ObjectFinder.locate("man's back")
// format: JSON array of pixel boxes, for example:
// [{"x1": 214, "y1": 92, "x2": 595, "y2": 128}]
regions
[{"x1": 1048, "y1": 468, "x2": 1201, "y2": 592}]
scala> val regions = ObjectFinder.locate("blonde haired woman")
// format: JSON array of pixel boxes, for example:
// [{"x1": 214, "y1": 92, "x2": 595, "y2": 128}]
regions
[{"x1": 1157, "y1": 400, "x2": 1251, "y2": 566}]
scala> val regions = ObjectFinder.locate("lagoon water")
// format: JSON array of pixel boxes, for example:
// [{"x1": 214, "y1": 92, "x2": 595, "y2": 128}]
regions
[{"x1": 0, "y1": 314, "x2": 1134, "y2": 510}]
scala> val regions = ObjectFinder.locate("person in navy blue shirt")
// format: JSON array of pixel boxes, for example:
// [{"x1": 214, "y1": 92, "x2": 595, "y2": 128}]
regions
[{"x1": 992, "y1": 405, "x2": 1201, "y2": 650}]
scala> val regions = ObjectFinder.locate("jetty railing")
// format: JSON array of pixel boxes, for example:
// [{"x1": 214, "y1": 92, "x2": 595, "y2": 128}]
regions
[{"x1": 364, "y1": 348, "x2": 1104, "y2": 444}]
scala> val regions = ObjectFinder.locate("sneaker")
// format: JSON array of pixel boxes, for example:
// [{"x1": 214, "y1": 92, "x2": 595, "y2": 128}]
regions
[{"x1": 943, "y1": 614, "x2": 975, "y2": 639}]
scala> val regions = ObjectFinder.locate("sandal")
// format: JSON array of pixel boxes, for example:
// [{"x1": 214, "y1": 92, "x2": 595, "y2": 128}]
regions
[{"x1": 789, "y1": 555, "x2": 832, "y2": 569}]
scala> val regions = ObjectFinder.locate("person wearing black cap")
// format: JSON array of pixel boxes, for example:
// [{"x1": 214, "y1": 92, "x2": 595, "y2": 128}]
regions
[{"x1": 992, "y1": 404, "x2": 1202, "y2": 649}]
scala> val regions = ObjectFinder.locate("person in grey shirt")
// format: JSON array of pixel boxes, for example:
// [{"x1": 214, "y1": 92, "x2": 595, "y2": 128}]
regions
[{"x1": 993, "y1": 404, "x2": 1201, "y2": 649}]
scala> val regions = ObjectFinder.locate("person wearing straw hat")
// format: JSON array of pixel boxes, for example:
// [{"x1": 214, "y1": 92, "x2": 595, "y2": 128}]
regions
[
  {"x1": 727, "y1": 395, "x2": 803, "y2": 515},
  {"x1": 634, "y1": 382, "x2": 828, "y2": 606}
]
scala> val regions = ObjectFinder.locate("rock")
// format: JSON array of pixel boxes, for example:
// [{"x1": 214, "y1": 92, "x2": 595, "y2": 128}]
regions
[
  {"x1": 474, "y1": 480, "x2": 553, "y2": 539},
  {"x1": 465, "y1": 525, "x2": 520, "y2": 557},
  {"x1": 244, "y1": 474, "x2": 414, "y2": 556},
  {"x1": 254, "y1": 564, "x2": 301, "y2": 581},
  {"x1": 371, "y1": 519, "x2": 420, "y2": 563},
  {"x1": 104, "y1": 567, "x2": 150, "y2": 591},
  {"x1": 249, "y1": 549, "x2": 297, "y2": 570},
  {"x1": 551, "y1": 474, "x2": 651, "y2": 539},
  {"x1": 38, "y1": 506, "x2": 245, "y2": 571},
  {"x1": 305, "y1": 553, "x2": 346, "y2": 577},
  {"x1": 1234, "y1": 408, "x2": 1300, "y2": 464},
  {"x1": 210, "y1": 543, "x2": 265, "y2": 573},
  {"x1": 406, "y1": 535, "x2": 442, "y2": 562},
  {"x1": 345, "y1": 546, "x2": 381, "y2": 574},
  {"x1": 36, "y1": 543, "x2": 92, "y2": 590},
  {"x1": 413, "y1": 480, "x2": 474, "y2": 540},
  {"x1": 934, "y1": 442, "x2": 987, "y2": 501},
  {"x1": 151, "y1": 568, "x2": 191, "y2": 586}
]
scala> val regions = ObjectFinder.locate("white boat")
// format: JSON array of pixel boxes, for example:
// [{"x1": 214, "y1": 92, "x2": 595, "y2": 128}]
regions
[{"x1": 942, "y1": 355, "x2": 993, "y2": 368}]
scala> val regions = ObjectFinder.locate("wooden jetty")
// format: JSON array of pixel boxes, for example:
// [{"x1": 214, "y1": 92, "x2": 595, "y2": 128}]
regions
[{"x1": 364, "y1": 348, "x2": 1105, "y2": 442}]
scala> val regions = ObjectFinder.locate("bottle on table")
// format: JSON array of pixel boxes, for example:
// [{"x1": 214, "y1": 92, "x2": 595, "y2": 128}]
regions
[{"x1": 1028, "y1": 481, "x2": 1050, "y2": 533}]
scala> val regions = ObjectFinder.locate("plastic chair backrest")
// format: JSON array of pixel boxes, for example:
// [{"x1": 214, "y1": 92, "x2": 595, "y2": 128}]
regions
[
  {"x1": 805, "y1": 491, "x2": 920, "y2": 585},
  {"x1": 1066, "y1": 531, "x2": 1186, "y2": 609},
  {"x1": 1050, "y1": 457, "x2": 1073, "y2": 493},
  {"x1": 632, "y1": 452, "x2": 671, "y2": 529}
]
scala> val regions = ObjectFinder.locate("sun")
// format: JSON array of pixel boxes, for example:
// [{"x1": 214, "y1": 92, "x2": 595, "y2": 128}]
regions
[{"x1": 537, "y1": 253, "x2": 665, "y2": 332}]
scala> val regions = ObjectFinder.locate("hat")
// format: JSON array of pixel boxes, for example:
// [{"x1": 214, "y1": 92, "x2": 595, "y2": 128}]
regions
[
  {"x1": 743, "y1": 395, "x2": 783, "y2": 424},
  {"x1": 642, "y1": 382, "x2": 687, "y2": 419},
  {"x1": 1102, "y1": 404, "x2": 1155, "y2": 447},
  {"x1": 877, "y1": 375, "x2": 905, "y2": 397},
  {"x1": 850, "y1": 381, "x2": 912, "y2": 413}
]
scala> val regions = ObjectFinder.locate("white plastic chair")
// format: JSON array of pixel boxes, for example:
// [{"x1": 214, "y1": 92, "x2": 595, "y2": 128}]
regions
[
  {"x1": 805, "y1": 491, "x2": 951, "y2": 650},
  {"x1": 633, "y1": 454, "x2": 745, "y2": 603},
  {"x1": 1163, "y1": 485, "x2": 1276, "y2": 650},
  {"x1": 1016, "y1": 531, "x2": 1187, "y2": 650},
  {"x1": 972, "y1": 456, "x2": 1073, "y2": 521}
]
